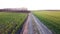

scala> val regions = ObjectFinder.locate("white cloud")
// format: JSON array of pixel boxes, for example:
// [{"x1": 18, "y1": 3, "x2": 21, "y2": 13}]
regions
[{"x1": 0, "y1": 0, "x2": 60, "y2": 10}]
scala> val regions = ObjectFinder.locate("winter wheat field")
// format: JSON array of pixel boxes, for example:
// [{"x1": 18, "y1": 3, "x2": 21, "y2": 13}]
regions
[
  {"x1": 33, "y1": 11, "x2": 60, "y2": 34},
  {"x1": 0, "y1": 10, "x2": 60, "y2": 34}
]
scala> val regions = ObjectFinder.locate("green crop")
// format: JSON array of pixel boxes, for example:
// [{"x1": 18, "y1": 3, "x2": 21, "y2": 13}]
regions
[
  {"x1": 33, "y1": 11, "x2": 60, "y2": 34},
  {"x1": 0, "y1": 12, "x2": 27, "y2": 34}
]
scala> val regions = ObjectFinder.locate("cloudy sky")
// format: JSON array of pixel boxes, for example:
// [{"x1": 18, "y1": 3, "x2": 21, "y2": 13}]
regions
[{"x1": 0, "y1": 0, "x2": 60, "y2": 10}]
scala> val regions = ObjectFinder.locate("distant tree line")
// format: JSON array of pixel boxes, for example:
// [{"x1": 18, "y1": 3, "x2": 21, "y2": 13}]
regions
[{"x1": 0, "y1": 8, "x2": 30, "y2": 13}]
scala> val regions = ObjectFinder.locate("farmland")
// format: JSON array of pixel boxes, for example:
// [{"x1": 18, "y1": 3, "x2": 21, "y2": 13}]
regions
[
  {"x1": 0, "y1": 12, "x2": 27, "y2": 34},
  {"x1": 33, "y1": 11, "x2": 60, "y2": 34}
]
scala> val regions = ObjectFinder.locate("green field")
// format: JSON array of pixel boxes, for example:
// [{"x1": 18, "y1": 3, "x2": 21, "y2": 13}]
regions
[
  {"x1": 0, "y1": 12, "x2": 27, "y2": 34},
  {"x1": 33, "y1": 11, "x2": 60, "y2": 34}
]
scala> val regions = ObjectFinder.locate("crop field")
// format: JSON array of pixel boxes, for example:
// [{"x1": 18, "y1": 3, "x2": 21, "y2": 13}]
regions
[
  {"x1": 33, "y1": 11, "x2": 60, "y2": 34},
  {"x1": 0, "y1": 12, "x2": 27, "y2": 34}
]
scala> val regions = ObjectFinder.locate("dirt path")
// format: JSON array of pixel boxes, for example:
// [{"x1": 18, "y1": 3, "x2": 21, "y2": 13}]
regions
[
  {"x1": 22, "y1": 13, "x2": 34, "y2": 34},
  {"x1": 22, "y1": 13, "x2": 30, "y2": 34},
  {"x1": 22, "y1": 13, "x2": 52, "y2": 34},
  {"x1": 28, "y1": 13, "x2": 34, "y2": 34}
]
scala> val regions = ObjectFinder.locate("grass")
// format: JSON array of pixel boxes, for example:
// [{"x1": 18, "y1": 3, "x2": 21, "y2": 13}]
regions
[
  {"x1": 0, "y1": 12, "x2": 27, "y2": 34},
  {"x1": 33, "y1": 11, "x2": 60, "y2": 34}
]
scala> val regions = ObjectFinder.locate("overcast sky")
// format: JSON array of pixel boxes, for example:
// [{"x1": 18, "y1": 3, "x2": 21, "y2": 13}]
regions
[{"x1": 0, "y1": 0, "x2": 60, "y2": 10}]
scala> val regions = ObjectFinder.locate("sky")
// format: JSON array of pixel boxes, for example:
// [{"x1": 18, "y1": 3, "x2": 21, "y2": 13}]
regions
[{"x1": 0, "y1": 0, "x2": 60, "y2": 10}]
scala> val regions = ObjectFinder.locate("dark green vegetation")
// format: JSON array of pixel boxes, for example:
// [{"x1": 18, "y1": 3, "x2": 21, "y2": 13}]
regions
[
  {"x1": 0, "y1": 12, "x2": 27, "y2": 34},
  {"x1": 33, "y1": 11, "x2": 60, "y2": 34}
]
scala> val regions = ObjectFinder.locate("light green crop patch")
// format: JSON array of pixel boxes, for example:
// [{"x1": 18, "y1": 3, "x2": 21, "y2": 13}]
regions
[{"x1": 33, "y1": 11, "x2": 60, "y2": 34}]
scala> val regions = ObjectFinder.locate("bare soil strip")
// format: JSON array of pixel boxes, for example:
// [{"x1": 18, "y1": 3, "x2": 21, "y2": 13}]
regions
[
  {"x1": 28, "y1": 13, "x2": 34, "y2": 34},
  {"x1": 32, "y1": 17, "x2": 40, "y2": 34},
  {"x1": 22, "y1": 13, "x2": 30, "y2": 34}
]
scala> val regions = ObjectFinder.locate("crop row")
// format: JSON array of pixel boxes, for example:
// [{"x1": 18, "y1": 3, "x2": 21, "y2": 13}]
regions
[
  {"x1": 0, "y1": 12, "x2": 27, "y2": 34},
  {"x1": 33, "y1": 11, "x2": 60, "y2": 34}
]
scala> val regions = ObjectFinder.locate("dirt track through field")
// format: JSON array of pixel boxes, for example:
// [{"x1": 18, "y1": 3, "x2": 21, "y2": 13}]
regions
[
  {"x1": 22, "y1": 13, "x2": 30, "y2": 34},
  {"x1": 22, "y1": 13, "x2": 52, "y2": 34}
]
